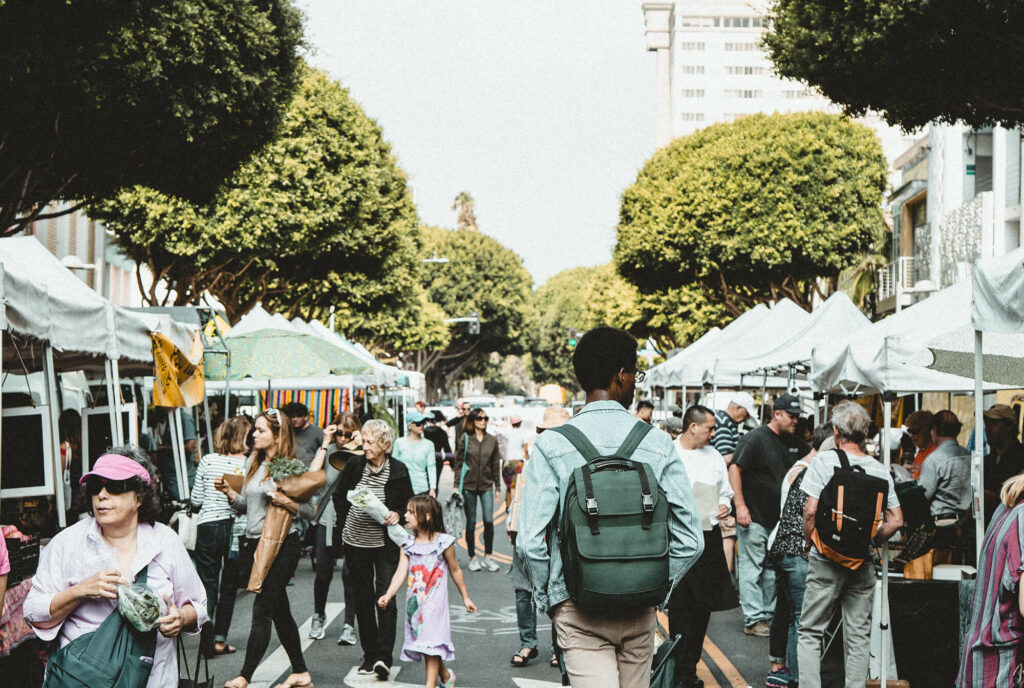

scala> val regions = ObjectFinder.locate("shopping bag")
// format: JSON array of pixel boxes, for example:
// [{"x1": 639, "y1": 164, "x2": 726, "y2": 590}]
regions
[
  {"x1": 169, "y1": 509, "x2": 198, "y2": 551},
  {"x1": 177, "y1": 635, "x2": 214, "y2": 688},
  {"x1": 442, "y1": 489, "x2": 466, "y2": 538},
  {"x1": 649, "y1": 635, "x2": 680, "y2": 688}
]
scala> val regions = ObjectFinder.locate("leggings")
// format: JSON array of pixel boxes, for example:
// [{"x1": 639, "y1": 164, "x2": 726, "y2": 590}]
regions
[
  {"x1": 238, "y1": 534, "x2": 307, "y2": 680},
  {"x1": 313, "y1": 523, "x2": 357, "y2": 625},
  {"x1": 463, "y1": 488, "x2": 494, "y2": 558}
]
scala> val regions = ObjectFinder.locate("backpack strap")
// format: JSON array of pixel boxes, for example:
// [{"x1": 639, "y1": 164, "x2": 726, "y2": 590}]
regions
[
  {"x1": 548, "y1": 425, "x2": 602, "y2": 462},
  {"x1": 835, "y1": 449, "x2": 851, "y2": 470},
  {"x1": 615, "y1": 422, "x2": 655, "y2": 459}
]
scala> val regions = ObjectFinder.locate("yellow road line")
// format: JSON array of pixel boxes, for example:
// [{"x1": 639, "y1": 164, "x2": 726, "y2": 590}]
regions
[
  {"x1": 702, "y1": 635, "x2": 750, "y2": 688},
  {"x1": 455, "y1": 504, "x2": 513, "y2": 563},
  {"x1": 696, "y1": 660, "x2": 718, "y2": 687}
]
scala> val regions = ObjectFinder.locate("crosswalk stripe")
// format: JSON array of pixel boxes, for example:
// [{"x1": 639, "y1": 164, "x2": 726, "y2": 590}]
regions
[{"x1": 247, "y1": 602, "x2": 345, "y2": 688}]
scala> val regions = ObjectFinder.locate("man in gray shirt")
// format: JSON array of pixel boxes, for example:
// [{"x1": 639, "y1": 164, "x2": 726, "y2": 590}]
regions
[
  {"x1": 282, "y1": 402, "x2": 324, "y2": 467},
  {"x1": 919, "y1": 409, "x2": 971, "y2": 520}
]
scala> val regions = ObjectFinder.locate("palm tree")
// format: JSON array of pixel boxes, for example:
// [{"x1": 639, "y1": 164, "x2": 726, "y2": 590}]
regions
[{"x1": 451, "y1": 191, "x2": 479, "y2": 232}]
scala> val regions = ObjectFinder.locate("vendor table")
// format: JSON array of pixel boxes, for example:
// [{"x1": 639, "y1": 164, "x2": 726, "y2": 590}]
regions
[{"x1": 889, "y1": 578, "x2": 959, "y2": 686}]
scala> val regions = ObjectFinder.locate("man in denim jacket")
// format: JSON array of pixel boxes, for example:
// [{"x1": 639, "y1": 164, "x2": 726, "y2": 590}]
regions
[{"x1": 517, "y1": 326, "x2": 704, "y2": 687}]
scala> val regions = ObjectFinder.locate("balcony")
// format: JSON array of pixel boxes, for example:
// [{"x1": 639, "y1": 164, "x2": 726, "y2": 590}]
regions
[{"x1": 876, "y1": 256, "x2": 915, "y2": 314}]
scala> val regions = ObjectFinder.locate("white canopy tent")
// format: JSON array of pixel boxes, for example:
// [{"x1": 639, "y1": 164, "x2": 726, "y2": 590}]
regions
[{"x1": 643, "y1": 326, "x2": 724, "y2": 389}]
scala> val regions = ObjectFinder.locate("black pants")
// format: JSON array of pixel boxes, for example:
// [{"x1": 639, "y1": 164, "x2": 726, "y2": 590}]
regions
[
  {"x1": 313, "y1": 523, "x2": 356, "y2": 625},
  {"x1": 238, "y1": 534, "x2": 307, "y2": 680},
  {"x1": 194, "y1": 519, "x2": 242, "y2": 651},
  {"x1": 345, "y1": 544, "x2": 398, "y2": 668},
  {"x1": 667, "y1": 587, "x2": 711, "y2": 684}
]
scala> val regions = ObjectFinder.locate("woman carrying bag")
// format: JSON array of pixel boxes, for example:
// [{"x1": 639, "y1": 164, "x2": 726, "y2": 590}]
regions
[{"x1": 451, "y1": 408, "x2": 503, "y2": 572}]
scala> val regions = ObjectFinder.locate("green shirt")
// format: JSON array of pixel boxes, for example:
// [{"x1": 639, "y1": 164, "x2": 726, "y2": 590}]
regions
[{"x1": 392, "y1": 436, "x2": 437, "y2": 494}]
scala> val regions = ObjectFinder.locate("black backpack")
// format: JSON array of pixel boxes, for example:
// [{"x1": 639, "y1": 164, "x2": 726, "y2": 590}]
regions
[
  {"x1": 812, "y1": 449, "x2": 888, "y2": 570},
  {"x1": 549, "y1": 421, "x2": 671, "y2": 613}
]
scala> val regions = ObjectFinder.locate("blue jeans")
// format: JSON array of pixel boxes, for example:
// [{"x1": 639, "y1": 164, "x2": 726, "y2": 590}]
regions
[
  {"x1": 772, "y1": 554, "x2": 808, "y2": 681},
  {"x1": 736, "y1": 521, "x2": 776, "y2": 626},
  {"x1": 463, "y1": 489, "x2": 495, "y2": 558}
]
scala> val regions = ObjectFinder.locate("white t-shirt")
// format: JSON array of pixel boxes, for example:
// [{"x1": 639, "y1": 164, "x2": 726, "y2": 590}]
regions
[
  {"x1": 503, "y1": 427, "x2": 528, "y2": 463},
  {"x1": 673, "y1": 441, "x2": 733, "y2": 526}
]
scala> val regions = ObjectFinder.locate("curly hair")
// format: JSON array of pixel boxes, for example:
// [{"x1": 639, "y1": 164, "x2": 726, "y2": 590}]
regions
[
  {"x1": 362, "y1": 419, "x2": 395, "y2": 454},
  {"x1": 82, "y1": 445, "x2": 162, "y2": 525}
]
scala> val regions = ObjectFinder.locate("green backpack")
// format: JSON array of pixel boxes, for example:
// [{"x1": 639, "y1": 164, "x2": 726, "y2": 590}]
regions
[
  {"x1": 550, "y1": 421, "x2": 670, "y2": 613},
  {"x1": 43, "y1": 567, "x2": 158, "y2": 688}
]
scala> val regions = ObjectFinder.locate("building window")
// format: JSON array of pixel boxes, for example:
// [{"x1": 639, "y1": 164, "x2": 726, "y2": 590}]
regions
[
  {"x1": 724, "y1": 89, "x2": 762, "y2": 98},
  {"x1": 721, "y1": 17, "x2": 759, "y2": 28},
  {"x1": 681, "y1": 65, "x2": 705, "y2": 75},
  {"x1": 724, "y1": 42, "x2": 759, "y2": 51},
  {"x1": 680, "y1": 113, "x2": 705, "y2": 122},
  {"x1": 679, "y1": 16, "x2": 720, "y2": 28},
  {"x1": 682, "y1": 89, "x2": 705, "y2": 98},
  {"x1": 680, "y1": 42, "x2": 706, "y2": 50},
  {"x1": 725, "y1": 66, "x2": 766, "y2": 75}
]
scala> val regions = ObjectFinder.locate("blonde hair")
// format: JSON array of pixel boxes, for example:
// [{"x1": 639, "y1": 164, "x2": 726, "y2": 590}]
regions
[
  {"x1": 244, "y1": 409, "x2": 296, "y2": 486},
  {"x1": 362, "y1": 419, "x2": 395, "y2": 454},
  {"x1": 1001, "y1": 473, "x2": 1024, "y2": 508},
  {"x1": 215, "y1": 416, "x2": 252, "y2": 455}
]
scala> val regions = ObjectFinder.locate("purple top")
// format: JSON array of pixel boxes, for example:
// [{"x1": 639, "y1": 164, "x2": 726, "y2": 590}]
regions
[
  {"x1": 0, "y1": 537, "x2": 9, "y2": 575},
  {"x1": 957, "y1": 502, "x2": 1024, "y2": 687},
  {"x1": 23, "y1": 518, "x2": 208, "y2": 688}
]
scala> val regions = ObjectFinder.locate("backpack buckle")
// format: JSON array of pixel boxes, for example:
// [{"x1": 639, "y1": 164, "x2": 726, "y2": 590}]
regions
[
  {"x1": 586, "y1": 497, "x2": 599, "y2": 516},
  {"x1": 642, "y1": 493, "x2": 654, "y2": 511}
]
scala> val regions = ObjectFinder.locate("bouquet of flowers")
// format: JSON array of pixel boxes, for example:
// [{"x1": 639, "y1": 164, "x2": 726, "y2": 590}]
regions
[
  {"x1": 248, "y1": 457, "x2": 325, "y2": 593},
  {"x1": 347, "y1": 486, "x2": 408, "y2": 546}
]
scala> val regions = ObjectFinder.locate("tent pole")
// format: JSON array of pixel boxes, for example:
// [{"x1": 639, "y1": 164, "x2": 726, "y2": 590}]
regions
[
  {"x1": 169, "y1": 408, "x2": 187, "y2": 501},
  {"x1": 44, "y1": 345, "x2": 66, "y2": 528},
  {"x1": 682, "y1": 385, "x2": 687, "y2": 410},
  {"x1": 880, "y1": 395, "x2": 893, "y2": 686},
  {"x1": 975, "y1": 329, "x2": 985, "y2": 563},
  {"x1": 104, "y1": 359, "x2": 119, "y2": 447},
  {"x1": 761, "y1": 372, "x2": 768, "y2": 422},
  {"x1": 110, "y1": 359, "x2": 124, "y2": 445},
  {"x1": 202, "y1": 392, "x2": 214, "y2": 454}
]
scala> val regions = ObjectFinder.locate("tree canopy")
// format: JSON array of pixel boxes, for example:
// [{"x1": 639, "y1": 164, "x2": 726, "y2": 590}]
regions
[
  {"x1": 409, "y1": 225, "x2": 532, "y2": 395},
  {"x1": 615, "y1": 112, "x2": 887, "y2": 344},
  {"x1": 763, "y1": 0, "x2": 1024, "y2": 130},
  {"x1": 94, "y1": 66, "x2": 446, "y2": 353},
  {"x1": 527, "y1": 264, "x2": 641, "y2": 388},
  {"x1": 0, "y1": 0, "x2": 303, "y2": 234}
]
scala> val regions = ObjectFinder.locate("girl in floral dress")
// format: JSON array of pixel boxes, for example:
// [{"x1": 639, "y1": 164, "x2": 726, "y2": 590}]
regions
[{"x1": 379, "y1": 495, "x2": 477, "y2": 687}]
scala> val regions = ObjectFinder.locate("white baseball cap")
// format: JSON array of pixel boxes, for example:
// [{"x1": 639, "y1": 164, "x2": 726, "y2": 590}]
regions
[{"x1": 730, "y1": 392, "x2": 757, "y2": 421}]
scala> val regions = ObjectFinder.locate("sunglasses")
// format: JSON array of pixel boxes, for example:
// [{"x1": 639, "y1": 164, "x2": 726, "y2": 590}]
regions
[
  {"x1": 85, "y1": 477, "x2": 132, "y2": 496},
  {"x1": 409, "y1": 420, "x2": 423, "y2": 426},
  {"x1": 265, "y1": 408, "x2": 281, "y2": 420},
  {"x1": 634, "y1": 370, "x2": 647, "y2": 383},
  {"x1": 477, "y1": 416, "x2": 489, "y2": 422}
]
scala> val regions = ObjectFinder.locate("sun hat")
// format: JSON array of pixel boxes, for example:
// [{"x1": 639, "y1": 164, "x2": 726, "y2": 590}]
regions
[
  {"x1": 537, "y1": 407, "x2": 571, "y2": 430},
  {"x1": 80, "y1": 453, "x2": 151, "y2": 485},
  {"x1": 509, "y1": 415, "x2": 523, "y2": 425},
  {"x1": 730, "y1": 392, "x2": 758, "y2": 420},
  {"x1": 984, "y1": 404, "x2": 1017, "y2": 422}
]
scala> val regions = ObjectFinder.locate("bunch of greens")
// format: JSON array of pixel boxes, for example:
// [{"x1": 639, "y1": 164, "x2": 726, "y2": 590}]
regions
[
  {"x1": 268, "y1": 457, "x2": 307, "y2": 482},
  {"x1": 118, "y1": 583, "x2": 162, "y2": 632}
]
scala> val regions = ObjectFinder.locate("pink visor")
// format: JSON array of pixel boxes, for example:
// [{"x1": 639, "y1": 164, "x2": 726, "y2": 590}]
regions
[{"x1": 80, "y1": 454, "x2": 152, "y2": 485}]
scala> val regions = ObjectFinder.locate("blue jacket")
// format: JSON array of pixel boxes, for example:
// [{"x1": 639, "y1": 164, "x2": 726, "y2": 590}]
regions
[{"x1": 516, "y1": 400, "x2": 704, "y2": 613}]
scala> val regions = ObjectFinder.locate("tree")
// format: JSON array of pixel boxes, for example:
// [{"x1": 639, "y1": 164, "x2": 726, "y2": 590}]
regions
[
  {"x1": 528, "y1": 264, "x2": 642, "y2": 389},
  {"x1": 409, "y1": 225, "x2": 532, "y2": 397},
  {"x1": 0, "y1": 0, "x2": 303, "y2": 235},
  {"x1": 763, "y1": 0, "x2": 1024, "y2": 130},
  {"x1": 451, "y1": 191, "x2": 479, "y2": 232},
  {"x1": 94, "y1": 66, "x2": 448, "y2": 353},
  {"x1": 615, "y1": 112, "x2": 887, "y2": 334}
]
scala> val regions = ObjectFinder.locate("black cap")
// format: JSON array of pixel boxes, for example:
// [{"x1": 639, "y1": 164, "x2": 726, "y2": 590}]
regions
[{"x1": 773, "y1": 393, "x2": 801, "y2": 415}]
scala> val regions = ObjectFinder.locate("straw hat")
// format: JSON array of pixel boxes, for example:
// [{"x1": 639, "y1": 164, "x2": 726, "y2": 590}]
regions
[{"x1": 537, "y1": 407, "x2": 571, "y2": 430}]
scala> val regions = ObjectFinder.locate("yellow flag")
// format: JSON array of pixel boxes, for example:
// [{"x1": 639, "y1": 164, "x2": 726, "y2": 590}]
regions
[{"x1": 151, "y1": 331, "x2": 205, "y2": 407}]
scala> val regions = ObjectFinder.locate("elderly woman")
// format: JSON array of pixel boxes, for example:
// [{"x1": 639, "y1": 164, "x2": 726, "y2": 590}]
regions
[
  {"x1": 336, "y1": 419, "x2": 414, "y2": 680},
  {"x1": 24, "y1": 447, "x2": 207, "y2": 688},
  {"x1": 452, "y1": 407, "x2": 503, "y2": 572},
  {"x1": 957, "y1": 472, "x2": 1024, "y2": 687},
  {"x1": 215, "y1": 409, "x2": 314, "y2": 688}
]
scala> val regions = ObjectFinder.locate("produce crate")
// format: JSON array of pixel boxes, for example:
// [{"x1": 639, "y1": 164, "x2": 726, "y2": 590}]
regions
[{"x1": 4, "y1": 537, "x2": 39, "y2": 585}]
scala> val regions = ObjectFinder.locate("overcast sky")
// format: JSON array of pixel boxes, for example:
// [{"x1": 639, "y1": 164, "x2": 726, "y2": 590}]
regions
[{"x1": 299, "y1": 0, "x2": 658, "y2": 287}]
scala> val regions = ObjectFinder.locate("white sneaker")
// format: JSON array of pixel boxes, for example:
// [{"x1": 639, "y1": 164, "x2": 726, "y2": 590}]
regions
[
  {"x1": 308, "y1": 613, "x2": 326, "y2": 640},
  {"x1": 337, "y1": 623, "x2": 357, "y2": 646},
  {"x1": 468, "y1": 557, "x2": 481, "y2": 572},
  {"x1": 482, "y1": 556, "x2": 500, "y2": 572}
]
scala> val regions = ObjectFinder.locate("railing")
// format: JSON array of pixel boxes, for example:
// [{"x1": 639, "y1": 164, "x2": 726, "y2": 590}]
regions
[{"x1": 877, "y1": 256, "x2": 915, "y2": 304}]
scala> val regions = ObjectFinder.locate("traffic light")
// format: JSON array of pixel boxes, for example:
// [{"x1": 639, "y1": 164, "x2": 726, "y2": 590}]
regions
[
  {"x1": 469, "y1": 311, "x2": 480, "y2": 335},
  {"x1": 568, "y1": 328, "x2": 579, "y2": 347}
]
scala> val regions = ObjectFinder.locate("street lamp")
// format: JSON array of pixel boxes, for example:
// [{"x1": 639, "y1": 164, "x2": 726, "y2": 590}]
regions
[{"x1": 422, "y1": 251, "x2": 450, "y2": 264}]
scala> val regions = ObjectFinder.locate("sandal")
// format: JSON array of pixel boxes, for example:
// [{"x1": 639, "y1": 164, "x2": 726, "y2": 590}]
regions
[
  {"x1": 211, "y1": 643, "x2": 237, "y2": 655},
  {"x1": 550, "y1": 655, "x2": 560, "y2": 668},
  {"x1": 274, "y1": 678, "x2": 313, "y2": 688},
  {"x1": 510, "y1": 648, "x2": 539, "y2": 667}
]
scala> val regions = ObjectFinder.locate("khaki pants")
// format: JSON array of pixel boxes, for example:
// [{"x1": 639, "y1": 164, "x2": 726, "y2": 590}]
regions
[{"x1": 550, "y1": 599, "x2": 657, "y2": 688}]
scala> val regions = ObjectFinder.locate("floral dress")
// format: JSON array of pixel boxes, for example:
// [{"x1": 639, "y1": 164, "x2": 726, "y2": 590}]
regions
[{"x1": 400, "y1": 532, "x2": 456, "y2": 662}]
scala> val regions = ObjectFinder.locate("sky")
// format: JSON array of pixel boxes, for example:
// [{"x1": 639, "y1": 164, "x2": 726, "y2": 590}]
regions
[{"x1": 298, "y1": 1, "x2": 658, "y2": 287}]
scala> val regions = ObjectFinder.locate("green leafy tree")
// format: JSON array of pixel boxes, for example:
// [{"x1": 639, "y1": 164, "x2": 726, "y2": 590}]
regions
[
  {"x1": 615, "y1": 112, "x2": 887, "y2": 339},
  {"x1": 94, "y1": 66, "x2": 447, "y2": 353},
  {"x1": 409, "y1": 225, "x2": 532, "y2": 397},
  {"x1": 528, "y1": 264, "x2": 642, "y2": 389},
  {"x1": 763, "y1": 0, "x2": 1024, "y2": 130},
  {"x1": 0, "y1": 0, "x2": 302, "y2": 234}
]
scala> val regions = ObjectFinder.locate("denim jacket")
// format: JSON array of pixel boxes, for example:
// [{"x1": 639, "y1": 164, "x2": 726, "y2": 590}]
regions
[{"x1": 515, "y1": 401, "x2": 704, "y2": 613}]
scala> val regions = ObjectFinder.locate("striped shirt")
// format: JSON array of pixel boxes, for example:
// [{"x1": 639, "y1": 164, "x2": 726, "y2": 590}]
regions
[
  {"x1": 190, "y1": 453, "x2": 246, "y2": 526},
  {"x1": 342, "y1": 460, "x2": 391, "y2": 548},
  {"x1": 957, "y1": 501, "x2": 1024, "y2": 687},
  {"x1": 712, "y1": 410, "x2": 740, "y2": 457}
]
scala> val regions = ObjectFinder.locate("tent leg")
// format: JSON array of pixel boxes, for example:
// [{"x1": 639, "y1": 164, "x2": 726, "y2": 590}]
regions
[
  {"x1": 975, "y1": 330, "x2": 985, "y2": 563},
  {"x1": 110, "y1": 359, "x2": 124, "y2": 445},
  {"x1": 169, "y1": 408, "x2": 188, "y2": 501},
  {"x1": 43, "y1": 345, "x2": 66, "y2": 528},
  {"x1": 104, "y1": 359, "x2": 119, "y2": 447},
  {"x1": 202, "y1": 392, "x2": 214, "y2": 455},
  {"x1": 879, "y1": 397, "x2": 893, "y2": 686}
]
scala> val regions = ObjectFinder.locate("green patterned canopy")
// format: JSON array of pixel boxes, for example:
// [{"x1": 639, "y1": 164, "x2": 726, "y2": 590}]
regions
[{"x1": 204, "y1": 329, "x2": 374, "y2": 381}]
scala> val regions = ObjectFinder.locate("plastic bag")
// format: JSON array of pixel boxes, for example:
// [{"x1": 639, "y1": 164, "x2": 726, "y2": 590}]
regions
[
  {"x1": 347, "y1": 487, "x2": 408, "y2": 546},
  {"x1": 117, "y1": 582, "x2": 164, "y2": 632}
]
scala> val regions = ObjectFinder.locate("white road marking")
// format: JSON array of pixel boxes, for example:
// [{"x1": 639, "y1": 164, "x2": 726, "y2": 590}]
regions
[
  {"x1": 342, "y1": 665, "x2": 406, "y2": 686},
  {"x1": 511, "y1": 679, "x2": 564, "y2": 687},
  {"x1": 248, "y1": 602, "x2": 346, "y2": 688}
]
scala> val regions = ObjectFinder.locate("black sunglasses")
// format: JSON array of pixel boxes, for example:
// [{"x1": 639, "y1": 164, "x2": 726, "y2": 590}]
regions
[
  {"x1": 477, "y1": 416, "x2": 489, "y2": 422},
  {"x1": 409, "y1": 420, "x2": 423, "y2": 426},
  {"x1": 85, "y1": 477, "x2": 133, "y2": 496}
]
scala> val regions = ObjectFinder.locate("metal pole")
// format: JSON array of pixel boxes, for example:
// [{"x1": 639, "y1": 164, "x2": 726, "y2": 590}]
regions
[
  {"x1": 761, "y1": 372, "x2": 768, "y2": 422},
  {"x1": 202, "y1": 392, "x2": 214, "y2": 454},
  {"x1": 110, "y1": 359, "x2": 124, "y2": 445},
  {"x1": 169, "y1": 408, "x2": 187, "y2": 501},
  {"x1": 43, "y1": 345, "x2": 66, "y2": 528},
  {"x1": 975, "y1": 329, "x2": 985, "y2": 563},
  {"x1": 880, "y1": 396, "x2": 893, "y2": 687},
  {"x1": 104, "y1": 359, "x2": 119, "y2": 447}
]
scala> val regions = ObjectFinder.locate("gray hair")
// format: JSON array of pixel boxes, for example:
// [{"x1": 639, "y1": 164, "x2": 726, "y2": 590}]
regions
[
  {"x1": 362, "y1": 419, "x2": 395, "y2": 453},
  {"x1": 831, "y1": 401, "x2": 870, "y2": 445}
]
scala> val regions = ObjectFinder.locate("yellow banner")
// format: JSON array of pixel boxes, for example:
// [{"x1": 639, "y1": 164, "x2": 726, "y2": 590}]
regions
[{"x1": 151, "y1": 331, "x2": 205, "y2": 407}]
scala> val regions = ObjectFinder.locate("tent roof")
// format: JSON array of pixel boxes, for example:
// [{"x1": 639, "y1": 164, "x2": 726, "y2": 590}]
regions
[
  {"x1": 0, "y1": 237, "x2": 196, "y2": 372},
  {"x1": 971, "y1": 245, "x2": 1024, "y2": 334}
]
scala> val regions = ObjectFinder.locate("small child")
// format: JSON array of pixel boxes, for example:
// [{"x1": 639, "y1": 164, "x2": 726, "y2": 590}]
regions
[{"x1": 378, "y1": 494, "x2": 477, "y2": 688}]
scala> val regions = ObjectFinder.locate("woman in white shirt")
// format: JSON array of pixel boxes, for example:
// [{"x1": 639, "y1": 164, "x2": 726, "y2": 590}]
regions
[{"x1": 667, "y1": 405, "x2": 739, "y2": 688}]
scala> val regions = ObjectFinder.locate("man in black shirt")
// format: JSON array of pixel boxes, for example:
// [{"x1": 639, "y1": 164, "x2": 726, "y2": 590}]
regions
[
  {"x1": 728, "y1": 393, "x2": 809, "y2": 636},
  {"x1": 425, "y1": 411, "x2": 454, "y2": 481},
  {"x1": 983, "y1": 404, "x2": 1024, "y2": 523}
]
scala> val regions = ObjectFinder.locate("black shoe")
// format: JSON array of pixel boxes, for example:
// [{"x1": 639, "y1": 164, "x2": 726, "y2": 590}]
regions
[
  {"x1": 357, "y1": 660, "x2": 375, "y2": 675},
  {"x1": 373, "y1": 660, "x2": 390, "y2": 680}
]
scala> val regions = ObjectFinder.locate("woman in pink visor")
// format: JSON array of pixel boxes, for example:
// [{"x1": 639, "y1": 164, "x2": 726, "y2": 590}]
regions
[{"x1": 23, "y1": 446, "x2": 207, "y2": 687}]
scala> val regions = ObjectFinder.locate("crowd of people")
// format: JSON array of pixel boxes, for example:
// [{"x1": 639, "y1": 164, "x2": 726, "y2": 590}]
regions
[{"x1": 8, "y1": 324, "x2": 1024, "y2": 688}]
